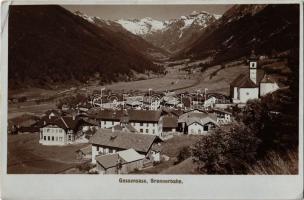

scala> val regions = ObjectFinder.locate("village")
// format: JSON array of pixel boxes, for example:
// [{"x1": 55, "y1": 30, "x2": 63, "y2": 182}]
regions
[{"x1": 7, "y1": 51, "x2": 282, "y2": 174}]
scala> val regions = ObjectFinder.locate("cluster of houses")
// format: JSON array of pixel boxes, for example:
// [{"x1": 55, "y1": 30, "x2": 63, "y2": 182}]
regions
[{"x1": 8, "y1": 51, "x2": 281, "y2": 174}]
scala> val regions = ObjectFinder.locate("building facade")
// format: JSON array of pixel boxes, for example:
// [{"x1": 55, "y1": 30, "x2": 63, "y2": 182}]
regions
[{"x1": 38, "y1": 115, "x2": 80, "y2": 146}]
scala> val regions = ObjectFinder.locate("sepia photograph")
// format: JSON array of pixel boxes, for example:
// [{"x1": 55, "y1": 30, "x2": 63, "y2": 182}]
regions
[{"x1": 6, "y1": 3, "x2": 300, "y2": 176}]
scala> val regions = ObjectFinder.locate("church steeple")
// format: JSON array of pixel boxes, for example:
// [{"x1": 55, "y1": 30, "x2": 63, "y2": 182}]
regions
[{"x1": 249, "y1": 50, "x2": 257, "y2": 84}]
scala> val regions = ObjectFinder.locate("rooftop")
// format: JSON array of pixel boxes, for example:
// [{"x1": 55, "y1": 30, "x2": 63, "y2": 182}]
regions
[
  {"x1": 90, "y1": 129, "x2": 161, "y2": 154},
  {"x1": 88, "y1": 109, "x2": 162, "y2": 122},
  {"x1": 230, "y1": 69, "x2": 265, "y2": 88}
]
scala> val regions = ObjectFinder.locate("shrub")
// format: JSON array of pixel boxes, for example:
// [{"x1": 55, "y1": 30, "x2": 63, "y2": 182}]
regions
[
  {"x1": 77, "y1": 162, "x2": 94, "y2": 172},
  {"x1": 175, "y1": 147, "x2": 192, "y2": 164},
  {"x1": 192, "y1": 124, "x2": 260, "y2": 174}
]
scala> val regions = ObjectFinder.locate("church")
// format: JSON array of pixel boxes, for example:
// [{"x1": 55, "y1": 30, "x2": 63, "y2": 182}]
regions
[{"x1": 230, "y1": 51, "x2": 280, "y2": 104}]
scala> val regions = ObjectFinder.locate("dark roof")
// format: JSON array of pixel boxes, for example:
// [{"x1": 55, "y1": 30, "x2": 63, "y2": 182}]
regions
[
  {"x1": 82, "y1": 118, "x2": 99, "y2": 126},
  {"x1": 212, "y1": 108, "x2": 232, "y2": 115},
  {"x1": 89, "y1": 129, "x2": 160, "y2": 154},
  {"x1": 112, "y1": 124, "x2": 137, "y2": 133},
  {"x1": 163, "y1": 116, "x2": 178, "y2": 128},
  {"x1": 39, "y1": 116, "x2": 81, "y2": 131},
  {"x1": 230, "y1": 69, "x2": 265, "y2": 88},
  {"x1": 44, "y1": 109, "x2": 61, "y2": 117},
  {"x1": 88, "y1": 109, "x2": 162, "y2": 122},
  {"x1": 96, "y1": 153, "x2": 126, "y2": 169},
  {"x1": 88, "y1": 109, "x2": 123, "y2": 121}
]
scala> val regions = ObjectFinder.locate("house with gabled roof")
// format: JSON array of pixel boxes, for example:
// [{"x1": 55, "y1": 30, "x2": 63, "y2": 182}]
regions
[
  {"x1": 38, "y1": 115, "x2": 81, "y2": 145},
  {"x1": 95, "y1": 148, "x2": 145, "y2": 174},
  {"x1": 89, "y1": 129, "x2": 162, "y2": 164},
  {"x1": 178, "y1": 110, "x2": 218, "y2": 134}
]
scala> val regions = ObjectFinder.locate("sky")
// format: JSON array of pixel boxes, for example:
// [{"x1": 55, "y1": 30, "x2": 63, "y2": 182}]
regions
[{"x1": 62, "y1": 5, "x2": 233, "y2": 21}]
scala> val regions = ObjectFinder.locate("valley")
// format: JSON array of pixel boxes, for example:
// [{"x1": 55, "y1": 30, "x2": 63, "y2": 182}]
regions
[{"x1": 6, "y1": 4, "x2": 299, "y2": 176}]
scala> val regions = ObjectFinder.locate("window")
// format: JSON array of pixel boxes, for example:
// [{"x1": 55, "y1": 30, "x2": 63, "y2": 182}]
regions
[
  {"x1": 97, "y1": 146, "x2": 99, "y2": 151},
  {"x1": 204, "y1": 125, "x2": 208, "y2": 131},
  {"x1": 198, "y1": 129, "x2": 202, "y2": 134},
  {"x1": 104, "y1": 121, "x2": 106, "y2": 125},
  {"x1": 52, "y1": 136, "x2": 54, "y2": 141},
  {"x1": 140, "y1": 129, "x2": 143, "y2": 133},
  {"x1": 140, "y1": 123, "x2": 143, "y2": 126},
  {"x1": 246, "y1": 92, "x2": 250, "y2": 95},
  {"x1": 44, "y1": 136, "x2": 46, "y2": 140},
  {"x1": 47, "y1": 128, "x2": 50, "y2": 133},
  {"x1": 112, "y1": 121, "x2": 114, "y2": 125},
  {"x1": 48, "y1": 136, "x2": 50, "y2": 141},
  {"x1": 146, "y1": 123, "x2": 149, "y2": 127},
  {"x1": 146, "y1": 129, "x2": 149, "y2": 133},
  {"x1": 152, "y1": 130, "x2": 155, "y2": 134},
  {"x1": 109, "y1": 149, "x2": 113, "y2": 153}
]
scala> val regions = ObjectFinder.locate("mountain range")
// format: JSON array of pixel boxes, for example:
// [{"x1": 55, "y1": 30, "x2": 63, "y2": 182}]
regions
[
  {"x1": 8, "y1": 4, "x2": 299, "y2": 89},
  {"x1": 77, "y1": 11, "x2": 220, "y2": 53},
  {"x1": 179, "y1": 4, "x2": 299, "y2": 62}
]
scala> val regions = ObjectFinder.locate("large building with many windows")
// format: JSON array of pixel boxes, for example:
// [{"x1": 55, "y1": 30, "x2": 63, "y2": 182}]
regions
[
  {"x1": 89, "y1": 109, "x2": 163, "y2": 137},
  {"x1": 38, "y1": 115, "x2": 81, "y2": 145}
]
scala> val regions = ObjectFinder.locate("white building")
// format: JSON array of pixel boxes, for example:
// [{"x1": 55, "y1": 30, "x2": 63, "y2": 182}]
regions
[
  {"x1": 230, "y1": 51, "x2": 280, "y2": 104},
  {"x1": 178, "y1": 110, "x2": 218, "y2": 134},
  {"x1": 186, "y1": 117, "x2": 218, "y2": 135},
  {"x1": 38, "y1": 116, "x2": 81, "y2": 145},
  {"x1": 260, "y1": 75, "x2": 280, "y2": 96}
]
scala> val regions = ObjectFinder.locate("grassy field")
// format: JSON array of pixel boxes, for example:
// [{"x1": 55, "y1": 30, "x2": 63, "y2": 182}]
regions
[
  {"x1": 7, "y1": 133, "x2": 87, "y2": 174},
  {"x1": 8, "y1": 102, "x2": 57, "y2": 119},
  {"x1": 84, "y1": 65, "x2": 197, "y2": 93}
]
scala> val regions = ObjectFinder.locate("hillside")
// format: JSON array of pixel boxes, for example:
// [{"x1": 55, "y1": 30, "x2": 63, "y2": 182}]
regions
[
  {"x1": 74, "y1": 11, "x2": 170, "y2": 59},
  {"x1": 179, "y1": 4, "x2": 299, "y2": 63},
  {"x1": 8, "y1": 5, "x2": 163, "y2": 89}
]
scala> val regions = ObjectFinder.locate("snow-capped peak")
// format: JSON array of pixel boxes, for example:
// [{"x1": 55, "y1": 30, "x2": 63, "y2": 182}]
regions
[{"x1": 116, "y1": 17, "x2": 166, "y2": 35}]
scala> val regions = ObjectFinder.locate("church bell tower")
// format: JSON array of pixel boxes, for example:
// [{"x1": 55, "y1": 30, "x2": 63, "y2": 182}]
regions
[{"x1": 249, "y1": 50, "x2": 257, "y2": 84}]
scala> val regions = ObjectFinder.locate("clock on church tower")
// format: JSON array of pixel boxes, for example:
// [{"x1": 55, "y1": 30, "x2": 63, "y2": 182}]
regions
[{"x1": 249, "y1": 50, "x2": 257, "y2": 84}]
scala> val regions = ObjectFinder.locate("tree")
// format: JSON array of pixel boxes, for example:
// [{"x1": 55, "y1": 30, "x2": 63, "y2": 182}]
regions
[{"x1": 192, "y1": 124, "x2": 260, "y2": 174}]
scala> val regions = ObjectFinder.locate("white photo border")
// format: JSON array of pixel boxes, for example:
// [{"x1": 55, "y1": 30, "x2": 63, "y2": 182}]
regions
[{"x1": 0, "y1": 0, "x2": 303, "y2": 199}]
